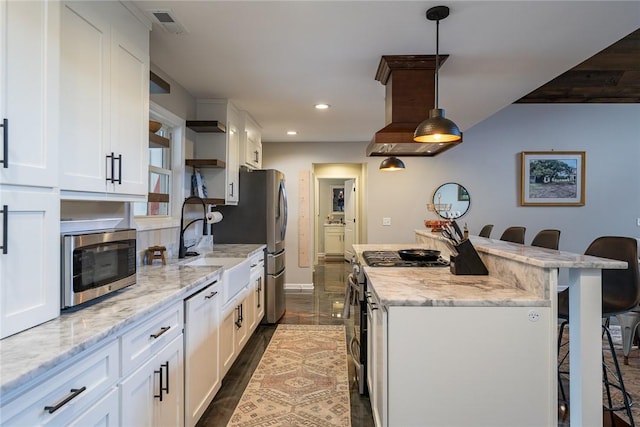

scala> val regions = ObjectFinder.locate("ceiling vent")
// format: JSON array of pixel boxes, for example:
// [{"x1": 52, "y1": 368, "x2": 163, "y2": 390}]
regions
[
  {"x1": 367, "y1": 55, "x2": 462, "y2": 157},
  {"x1": 148, "y1": 9, "x2": 188, "y2": 35}
]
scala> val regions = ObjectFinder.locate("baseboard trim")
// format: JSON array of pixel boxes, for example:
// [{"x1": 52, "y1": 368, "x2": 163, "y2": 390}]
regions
[{"x1": 285, "y1": 283, "x2": 314, "y2": 291}]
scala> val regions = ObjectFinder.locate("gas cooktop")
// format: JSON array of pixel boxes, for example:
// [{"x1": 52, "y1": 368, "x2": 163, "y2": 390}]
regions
[{"x1": 362, "y1": 251, "x2": 450, "y2": 268}]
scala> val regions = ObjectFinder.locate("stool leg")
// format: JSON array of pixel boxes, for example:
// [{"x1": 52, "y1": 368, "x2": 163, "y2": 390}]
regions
[
  {"x1": 602, "y1": 325, "x2": 635, "y2": 427},
  {"x1": 557, "y1": 320, "x2": 569, "y2": 408}
]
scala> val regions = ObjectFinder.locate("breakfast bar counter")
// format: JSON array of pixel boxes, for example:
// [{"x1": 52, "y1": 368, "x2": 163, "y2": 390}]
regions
[{"x1": 353, "y1": 233, "x2": 625, "y2": 427}]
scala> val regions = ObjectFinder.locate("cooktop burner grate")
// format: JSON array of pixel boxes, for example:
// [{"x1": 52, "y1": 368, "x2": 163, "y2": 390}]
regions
[{"x1": 362, "y1": 251, "x2": 450, "y2": 267}]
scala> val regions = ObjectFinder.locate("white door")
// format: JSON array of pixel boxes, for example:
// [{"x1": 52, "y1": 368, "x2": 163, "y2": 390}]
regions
[
  {"x1": 0, "y1": 0, "x2": 59, "y2": 187},
  {"x1": 343, "y1": 179, "x2": 356, "y2": 261}
]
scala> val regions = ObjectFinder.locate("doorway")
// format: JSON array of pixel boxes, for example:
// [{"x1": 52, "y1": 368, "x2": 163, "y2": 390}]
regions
[{"x1": 312, "y1": 163, "x2": 365, "y2": 266}]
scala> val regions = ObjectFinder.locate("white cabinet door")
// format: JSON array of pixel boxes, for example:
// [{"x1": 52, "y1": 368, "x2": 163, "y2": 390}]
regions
[
  {"x1": 225, "y1": 119, "x2": 240, "y2": 205},
  {"x1": 184, "y1": 281, "x2": 221, "y2": 427},
  {"x1": 109, "y1": 29, "x2": 149, "y2": 197},
  {"x1": 59, "y1": 2, "x2": 110, "y2": 193},
  {"x1": 219, "y1": 302, "x2": 237, "y2": 377},
  {"x1": 0, "y1": 0, "x2": 59, "y2": 187},
  {"x1": 0, "y1": 187, "x2": 59, "y2": 338},
  {"x1": 249, "y1": 262, "x2": 265, "y2": 330},
  {"x1": 120, "y1": 334, "x2": 184, "y2": 427},
  {"x1": 59, "y1": 1, "x2": 149, "y2": 199},
  {"x1": 325, "y1": 226, "x2": 344, "y2": 255},
  {"x1": 234, "y1": 296, "x2": 249, "y2": 352}
]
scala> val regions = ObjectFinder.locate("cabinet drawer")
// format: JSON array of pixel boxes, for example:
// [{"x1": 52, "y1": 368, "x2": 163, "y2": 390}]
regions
[
  {"x1": 121, "y1": 302, "x2": 183, "y2": 376},
  {"x1": 0, "y1": 339, "x2": 119, "y2": 426}
]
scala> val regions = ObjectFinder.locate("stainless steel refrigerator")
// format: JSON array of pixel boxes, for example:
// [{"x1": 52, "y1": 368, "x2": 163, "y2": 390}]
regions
[{"x1": 211, "y1": 169, "x2": 287, "y2": 323}]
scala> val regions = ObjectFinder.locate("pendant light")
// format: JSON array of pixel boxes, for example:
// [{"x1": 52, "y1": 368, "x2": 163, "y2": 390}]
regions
[
  {"x1": 414, "y1": 6, "x2": 462, "y2": 143},
  {"x1": 379, "y1": 144, "x2": 406, "y2": 171},
  {"x1": 379, "y1": 156, "x2": 406, "y2": 171}
]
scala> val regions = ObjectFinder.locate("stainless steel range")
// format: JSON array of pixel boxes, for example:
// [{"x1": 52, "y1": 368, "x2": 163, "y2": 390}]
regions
[
  {"x1": 362, "y1": 250, "x2": 449, "y2": 268},
  {"x1": 350, "y1": 250, "x2": 450, "y2": 395}
]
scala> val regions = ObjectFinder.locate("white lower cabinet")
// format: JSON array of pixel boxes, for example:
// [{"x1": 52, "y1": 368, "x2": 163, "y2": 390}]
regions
[
  {"x1": 67, "y1": 387, "x2": 119, "y2": 427},
  {"x1": 120, "y1": 333, "x2": 184, "y2": 427},
  {"x1": 184, "y1": 278, "x2": 221, "y2": 427},
  {"x1": 219, "y1": 288, "x2": 250, "y2": 377},
  {"x1": 248, "y1": 254, "x2": 265, "y2": 332},
  {"x1": 0, "y1": 339, "x2": 119, "y2": 426},
  {"x1": 367, "y1": 304, "x2": 554, "y2": 427}
]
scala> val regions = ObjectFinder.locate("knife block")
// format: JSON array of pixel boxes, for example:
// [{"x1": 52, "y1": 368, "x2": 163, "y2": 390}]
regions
[{"x1": 450, "y1": 239, "x2": 488, "y2": 275}]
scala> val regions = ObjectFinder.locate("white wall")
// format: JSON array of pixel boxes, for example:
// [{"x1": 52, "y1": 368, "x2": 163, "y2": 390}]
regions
[{"x1": 264, "y1": 104, "x2": 640, "y2": 286}]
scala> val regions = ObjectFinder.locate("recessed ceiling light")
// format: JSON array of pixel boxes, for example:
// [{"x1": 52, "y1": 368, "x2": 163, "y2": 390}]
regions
[
  {"x1": 314, "y1": 103, "x2": 330, "y2": 110},
  {"x1": 287, "y1": 131, "x2": 297, "y2": 135}
]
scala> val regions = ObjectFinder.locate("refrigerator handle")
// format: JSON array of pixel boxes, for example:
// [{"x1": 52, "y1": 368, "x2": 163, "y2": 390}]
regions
[{"x1": 278, "y1": 180, "x2": 288, "y2": 240}]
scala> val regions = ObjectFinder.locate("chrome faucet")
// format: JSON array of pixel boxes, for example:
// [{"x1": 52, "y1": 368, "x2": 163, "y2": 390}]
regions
[{"x1": 179, "y1": 196, "x2": 208, "y2": 258}]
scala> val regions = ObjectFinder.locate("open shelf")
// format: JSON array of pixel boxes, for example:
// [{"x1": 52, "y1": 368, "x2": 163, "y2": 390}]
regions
[
  {"x1": 149, "y1": 132, "x2": 170, "y2": 148},
  {"x1": 186, "y1": 120, "x2": 226, "y2": 133},
  {"x1": 185, "y1": 159, "x2": 226, "y2": 168},
  {"x1": 184, "y1": 197, "x2": 225, "y2": 206}
]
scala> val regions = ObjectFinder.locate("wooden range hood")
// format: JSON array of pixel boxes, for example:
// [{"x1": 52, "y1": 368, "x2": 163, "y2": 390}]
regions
[{"x1": 367, "y1": 55, "x2": 461, "y2": 157}]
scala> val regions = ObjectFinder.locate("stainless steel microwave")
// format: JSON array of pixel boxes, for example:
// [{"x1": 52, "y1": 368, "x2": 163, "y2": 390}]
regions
[{"x1": 61, "y1": 228, "x2": 137, "y2": 309}]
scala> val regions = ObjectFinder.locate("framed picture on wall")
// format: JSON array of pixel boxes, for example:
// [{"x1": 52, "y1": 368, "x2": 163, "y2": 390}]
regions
[{"x1": 520, "y1": 151, "x2": 585, "y2": 206}]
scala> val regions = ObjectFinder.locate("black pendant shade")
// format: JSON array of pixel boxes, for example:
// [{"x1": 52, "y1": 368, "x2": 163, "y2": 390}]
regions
[
  {"x1": 379, "y1": 156, "x2": 406, "y2": 171},
  {"x1": 414, "y1": 6, "x2": 462, "y2": 144},
  {"x1": 414, "y1": 108, "x2": 462, "y2": 143}
]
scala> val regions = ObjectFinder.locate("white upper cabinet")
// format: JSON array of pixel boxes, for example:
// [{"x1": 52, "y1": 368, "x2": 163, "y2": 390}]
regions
[
  {"x1": 59, "y1": 1, "x2": 149, "y2": 200},
  {"x1": 0, "y1": 0, "x2": 59, "y2": 187},
  {"x1": 241, "y1": 111, "x2": 262, "y2": 170}
]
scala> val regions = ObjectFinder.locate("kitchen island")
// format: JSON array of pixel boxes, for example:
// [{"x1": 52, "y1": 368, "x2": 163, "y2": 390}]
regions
[{"x1": 354, "y1": 232, "x2": 626, "y2": 427}]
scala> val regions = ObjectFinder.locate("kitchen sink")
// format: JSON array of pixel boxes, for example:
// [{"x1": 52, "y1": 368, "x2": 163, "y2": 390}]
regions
[{"x1": 184, "y1": 257, "x2": 250, "y2": 304}]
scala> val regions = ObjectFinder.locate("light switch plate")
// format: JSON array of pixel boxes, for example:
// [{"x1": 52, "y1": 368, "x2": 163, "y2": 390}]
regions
[
  {"x1": 637, "y1": 218, "x2": 640, "y2": 227},
  {"x1": 382, "y1": 217, "x2": 391, "y2": 226}
]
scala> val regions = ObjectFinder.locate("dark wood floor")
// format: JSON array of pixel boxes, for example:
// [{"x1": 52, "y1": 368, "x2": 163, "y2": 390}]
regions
[{"x1": 196, "y1": 259, "x2": 374, "y2": 426}]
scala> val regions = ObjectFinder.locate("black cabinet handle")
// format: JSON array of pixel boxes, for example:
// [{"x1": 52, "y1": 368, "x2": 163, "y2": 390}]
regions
[
  {"x1": 1, "y1": 205, "x2": 7, "y2": 255},
  {"x1": 229, "y1": 182, "x2": 234, "y2": 197},
  {"x1": 235, "y1": 304, "x2": 243, "y2": 328},
  {"x1": 154, "y1": 367, "x2": 163, "y2": 401},
  {"x1": 106, "y1": 152, "x2": 114, "y2": 183},
  {"x1": 1, "y1": 118, "x2": 7, "y2": 168},
  {"x1": 150, "y1": 326, "x2": 170, "y2": 339},
  {"x1": 205, "y1": 291, "x2": 218, "y2": 299},
  {"x1": 161, "y1": 361, "x2": 169, "y2": 395},
  {"x1": 116, "y1": 154, "x2": 122, "y2": 184},
  {"x1": 44, "y1": 386, "x2": 87, "y2": 414}
]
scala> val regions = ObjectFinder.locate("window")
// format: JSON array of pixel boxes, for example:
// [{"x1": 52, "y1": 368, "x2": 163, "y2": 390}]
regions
[
  {"x1": 133, "y1": 102, "x2": 184, "y2": 228},
  {"x1": 134, "y1": 120, "x2": 172, "y2": 216}
]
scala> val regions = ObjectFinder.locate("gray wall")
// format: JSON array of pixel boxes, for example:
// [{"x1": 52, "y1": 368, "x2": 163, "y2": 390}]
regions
[{"x1": 264, "y1": 103, "x2": 640, "y2": 286}]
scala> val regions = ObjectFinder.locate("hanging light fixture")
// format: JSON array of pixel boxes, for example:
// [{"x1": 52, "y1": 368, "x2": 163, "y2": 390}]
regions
[
  {"x1": 379, "y1": 144, "x2": 406, "y2": 171},
  {"x1": 414, "y1": 6, "x2": 462, "y2": 143},
  {"x1": 379, "y1": 156, "x2": 406, "y2": 171}
]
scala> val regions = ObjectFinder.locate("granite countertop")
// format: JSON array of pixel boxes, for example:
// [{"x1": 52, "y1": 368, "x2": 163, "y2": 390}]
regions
[
  {"x1": 414, "y1": 229, "x2": 628, "y2": 269},
  {"x1": 363, "y1": 266, "x2": 547, "y2": 308},
  {"x1": 353, "y1": 243, "x2": 545, "y2": 308},
  {"x1": 0, "y1": 243, "x2": 265, "y2": 398}
]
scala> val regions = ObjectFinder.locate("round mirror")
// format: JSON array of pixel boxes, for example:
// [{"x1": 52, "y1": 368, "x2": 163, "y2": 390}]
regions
[{"x1": 432, "y1": 183, "x2": 470, "y2": 219}]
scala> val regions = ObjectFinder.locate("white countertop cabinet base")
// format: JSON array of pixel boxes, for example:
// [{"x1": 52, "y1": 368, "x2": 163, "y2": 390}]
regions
[
  {"x1": 184, "y1": 280, "x2": 221, "y2": 427},
  {"x1": 380, "y1": 306, "x2": 554, "y2": 427}
]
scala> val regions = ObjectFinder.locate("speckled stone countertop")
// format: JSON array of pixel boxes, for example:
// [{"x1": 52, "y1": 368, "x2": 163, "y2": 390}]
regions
[
  {"x1": 354, "y1": 243, "x2": 546, "y2": 308},
  {"x1": 415, "y1": 229, "x2": 628, "y2": 269},
  {"x1": 0, "y1": 244, "x2": 265, "y2": 398},
  {"x1": 355, "y1": 235, "x2": 627, "y2": 309}
]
